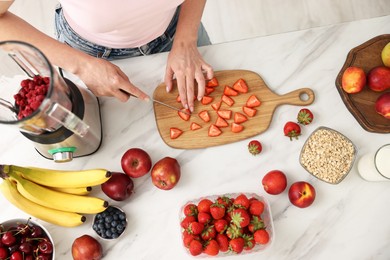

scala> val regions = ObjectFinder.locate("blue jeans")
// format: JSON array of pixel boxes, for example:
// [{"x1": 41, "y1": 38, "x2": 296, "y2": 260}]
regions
[{"x1": 54, "y1": 6, "x2": 211, "y2": 60}]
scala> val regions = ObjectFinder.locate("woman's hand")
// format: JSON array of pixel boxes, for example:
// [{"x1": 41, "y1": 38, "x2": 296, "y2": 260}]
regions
[
  {"x1": 77, "y1": 57, "x2": 149, "y2": 102},
  {"x1": 165, "y1": 41, "x2": 213, "y2": 112}
]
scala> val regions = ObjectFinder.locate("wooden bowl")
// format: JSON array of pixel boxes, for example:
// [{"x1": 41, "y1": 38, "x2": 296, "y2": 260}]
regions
[{"x1": 335, "y1": 34, "x2": 390, "y2": 133}]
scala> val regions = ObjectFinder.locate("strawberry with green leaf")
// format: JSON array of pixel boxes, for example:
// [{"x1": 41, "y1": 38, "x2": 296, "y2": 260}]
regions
[
  {"x1": 297, "y1": 108, "x2": 314, "y2": 125},
  {"x1": 230, "y1": 208, "x2": 250, "y2": 228}
]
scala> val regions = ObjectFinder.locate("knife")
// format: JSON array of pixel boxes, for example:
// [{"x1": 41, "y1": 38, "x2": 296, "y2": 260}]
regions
[
  {"x1": 127, "y1": 92, "x2": 191, "y2": 115},
  {"x1": 149, "y1": 97, "x2": 191, "y2": 115}
]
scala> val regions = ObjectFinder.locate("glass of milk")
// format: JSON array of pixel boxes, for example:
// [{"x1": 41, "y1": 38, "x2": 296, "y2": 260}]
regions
[{"x1": 358, "y1": 144, "x2": 390, "y2": 181}]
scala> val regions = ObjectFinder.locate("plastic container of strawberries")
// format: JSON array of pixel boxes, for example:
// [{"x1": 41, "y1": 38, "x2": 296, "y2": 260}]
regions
[{"x1": 179, "y1": 192, "x2": 274, "y2": 257}]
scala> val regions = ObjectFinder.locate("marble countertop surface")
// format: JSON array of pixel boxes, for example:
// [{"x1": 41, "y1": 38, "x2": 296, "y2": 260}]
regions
[{"x1": 1, "y1": 15, "x2": 390, "y2": 260}]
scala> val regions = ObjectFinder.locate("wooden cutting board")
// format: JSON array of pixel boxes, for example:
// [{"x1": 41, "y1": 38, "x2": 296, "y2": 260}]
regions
[
  {"x1": 335, "y1": 34, "x2": 390, "y2": 133},
  {"x1": 153, "y1": 70, "x2": 315, "y2": 149}
]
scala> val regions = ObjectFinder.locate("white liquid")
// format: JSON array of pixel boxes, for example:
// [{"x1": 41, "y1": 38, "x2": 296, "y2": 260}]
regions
[{"x1": 375, "y1": 144, "x2": 390, "y2": 178}]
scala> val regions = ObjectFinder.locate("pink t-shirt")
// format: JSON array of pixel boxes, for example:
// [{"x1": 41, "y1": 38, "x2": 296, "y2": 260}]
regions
[{"x1": 58, "y1": 0, "x2": 184, "y2": 48}]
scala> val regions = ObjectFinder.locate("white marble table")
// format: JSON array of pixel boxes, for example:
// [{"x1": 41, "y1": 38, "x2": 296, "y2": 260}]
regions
[{"x1": 1, "y1": 15, "x2": 390, "y2": 260}]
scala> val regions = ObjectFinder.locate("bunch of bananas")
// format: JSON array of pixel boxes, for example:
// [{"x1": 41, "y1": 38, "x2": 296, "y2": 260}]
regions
[{"x1": 0, "y1": 164, "x2": 112, "y2": 227}]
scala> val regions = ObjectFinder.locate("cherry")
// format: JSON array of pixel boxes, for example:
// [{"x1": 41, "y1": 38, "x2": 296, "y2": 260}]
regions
[
  {"x1": 16, "y1": 224, "x2": 31, "y2": 237},
  {"x1": 19, "y1": 241, "x2": 33, "y2": 254},
  {"x1": 38, "y1": 240, "x2": 53, "y2": 254},
  {"x1": 0, "y1": 246, "x2": 9, "y2": 259},
  {"x1": 1, "y1": 231, "x2": 17, "y2": 246},
  {"x1": 30, "y1": 226, "x2": 43, "y2": 238},
  {"x1": 10, "y1": 251, "x2": 23, "y2": 260},
  {"x1": 35, "y1": 254, "x2": 51, "y2": 260}
]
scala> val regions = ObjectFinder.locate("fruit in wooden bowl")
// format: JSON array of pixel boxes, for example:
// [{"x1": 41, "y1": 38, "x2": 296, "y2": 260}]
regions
[{"x1": 341, "y1": 66, "x2": 366, "y2": 94}]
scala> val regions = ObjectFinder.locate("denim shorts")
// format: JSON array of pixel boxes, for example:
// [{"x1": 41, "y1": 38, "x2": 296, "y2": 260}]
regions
[{"x1": 54, "y1": 5, "x2": 211, "y2": 60}]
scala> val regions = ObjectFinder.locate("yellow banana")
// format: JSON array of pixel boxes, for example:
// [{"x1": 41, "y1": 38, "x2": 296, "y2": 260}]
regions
[
  {"x1": 0, "y1": 179, "x2": 85, "y2": 227},
  {"x1": 10, "y1": 173, "x2": 108, "y2": 214},
  {"x1": 47, "y1": 186, "x2": 92, "y2": 195},
  {"x1": 1, "y1": 164, "x2": 111, "y2": 188}
]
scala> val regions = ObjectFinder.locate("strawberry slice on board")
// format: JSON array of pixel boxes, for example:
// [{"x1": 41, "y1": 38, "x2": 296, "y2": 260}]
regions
[
  {"x1": 201, "y1": 96, "x2": 214, "y2": 105},
  {"x1": 223, "y1": 86, "x2": 239, "y2": 96},
  {"x1": 198, "y1": 110, "x2": 211, "y2": 123},
  {"x1": 231, "y1": 123, "x2": 244, "y2": 133},
  {"x1": 221, "y1": 95, "x2": 234, "y2": 107},
  {"x1": 232, "y1": 78, "x2": 249, "y2": 93},
  {"x1": 211, "y1": 100, "x2": 222, "y2": 111},
  {"x1": 215, "y1": 116, "x2": 229, "y2": 128},
  {"x1": 234, "y1": 112, "x2": 248, "y2": 124},
  {"x1": 246, "y1": 95, "x2": 261, "y2": 108},
  {"x1": 208, "y1": 124, "x2": 222, "y2": 137},
  {"x1": 178, "y1": 108, "x2": 191, "y2": 121},
  {"x1": 217, "y1": 110, "x2": 232, "y2": 120},
  {"x1": 206, "y1": 77, "x2": 219, "y2": 87},
  {"x1": 170, "y1": 127, "x2": 183, "y2": 139},
  {"x1": 205, "y1": 87, "x2": 215, "y2": 95},
  {"x1": 242, "y1": 106, "x2": 257, "y2": 117},
  {"x1": 190, "y1": 122, "x2": 202, "y2": 131}
]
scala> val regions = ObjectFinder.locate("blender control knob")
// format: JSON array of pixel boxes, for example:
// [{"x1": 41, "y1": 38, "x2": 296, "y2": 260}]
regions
[{"x1": 48, "y1": 147, "x2": 76, "y2": 163}]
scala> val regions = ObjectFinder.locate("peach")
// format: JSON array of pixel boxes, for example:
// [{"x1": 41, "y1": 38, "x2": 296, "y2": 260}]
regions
[
  {"x1": 341, "y1": 66, "x2": 366, "y2": 94},
  {"x1": 367, "y1": 66, "x2": 390, "y2": 92},
  {"x1": 375, "y1": 92, "x2": 390, "y2": 119},
  {"x1": 381, "y1": 42, "x2": 390, "y2": 67},
  {"x1": 288, "y1": 181, "x2": 316, "y2": 208}
]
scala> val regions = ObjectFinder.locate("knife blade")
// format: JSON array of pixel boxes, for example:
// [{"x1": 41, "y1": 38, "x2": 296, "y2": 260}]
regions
[
  {"x1": 150, "y1": 97, "x2": 191, "y2": 115},
  {"x1": 127, "y1": 92, "x2": 191, "y2": 115}
]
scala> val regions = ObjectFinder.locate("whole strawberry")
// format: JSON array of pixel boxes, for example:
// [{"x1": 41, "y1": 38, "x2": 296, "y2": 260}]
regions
[
  {"x1": 248, "y1": 140, "x2": 262, "y2": 155},
  {"x1": 189, "y1": 240, "x2": 203, "y2": 256},
  {"x1": 203, "y1": 239, "x2": 219, "y2": 256},
  {"x1": 210, "y1": 202, "x2": 226, "y2": 220},
  {"x1": 229, "y1": 237, "x2": 245, "y2": 254},
  {"x1": 283, "y1": 121, "x2": 301, "y2": 140},
  {"x1": 297, "y1": 108, "x2": 314, "y2": 125},
  {"x1": 230, "y1": 208, "x2": 250, "y2": 228}
]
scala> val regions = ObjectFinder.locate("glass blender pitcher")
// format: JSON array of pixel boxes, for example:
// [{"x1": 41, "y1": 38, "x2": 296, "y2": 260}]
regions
[{"x1": 0, "y1": 41, "x2": 102, "y2": 162}]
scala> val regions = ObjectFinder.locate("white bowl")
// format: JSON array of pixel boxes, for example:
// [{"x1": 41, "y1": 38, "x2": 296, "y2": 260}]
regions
[{"x1": 0, "y1": 218, "x2": 55, "y2": 259}]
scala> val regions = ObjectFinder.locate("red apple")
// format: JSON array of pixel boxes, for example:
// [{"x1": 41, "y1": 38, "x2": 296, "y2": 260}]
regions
[
  {"x1": 375, "y1": 92, "x2": 390, "y2": 119},
  {"x1": 367, "y1": 66, "x2": 390, "y2": 92},
  {"x1": 151, "y1": 157, "x2": 181, "y2": 190},
  {"x1": 101, "y1": 172, "x2": 134, "y2": 201},
  {"x1": 71, "y1": 235, "x2": 102, "y2": 260},
  {"x1": 341, "y1": 66, "x2": 366, "y2": 94},
  {"x1": 121, "y1": 148, "x2": 152, "y2": 178},
  {"x1": 262, "y1": 170, "x2": 287, "y2": 195},
  {"x1": 288, "y1": 181, "x2": 316, "y2": 208}
]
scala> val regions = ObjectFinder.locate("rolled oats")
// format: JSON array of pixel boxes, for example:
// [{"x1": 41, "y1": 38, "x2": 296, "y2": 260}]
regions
[{"x1": 299, "y1": 127, "x2": 356, "y2": 184}]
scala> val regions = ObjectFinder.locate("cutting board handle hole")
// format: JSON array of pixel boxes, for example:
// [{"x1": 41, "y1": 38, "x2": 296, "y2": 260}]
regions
[{"x1": 300, "y1": 92, "x2": 310, "y2": 101}]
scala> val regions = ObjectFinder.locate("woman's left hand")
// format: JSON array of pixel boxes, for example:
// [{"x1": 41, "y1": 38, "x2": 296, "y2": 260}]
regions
[{"x1": 164, "y1": 41, "x2": 213, "y2": 112}]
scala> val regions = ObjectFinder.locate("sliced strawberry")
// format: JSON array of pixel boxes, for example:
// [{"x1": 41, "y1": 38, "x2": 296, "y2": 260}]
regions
[
  {"x1": 215, "y1": 116, "x2": 229, "y2": 128},
  {"x1": 242, "y1": 106, "x2": 257, "y2": 117},
  {"x1": 178, "y1": 108, "x2": 191, "y2": 121},
  {"x1": 223, "y1": 85, "x2": 238, "y2": 96},
  {"x1": 221, "y1": 95, "x2": 234, "y2": 107},
  {"x1": 246, "y1": 95, "x2": 261, "y2": 107},
  {"x1": 234, "y1": 112, "x2": 248, "y2": 124},
  {"x1": 190, "y1": 122, "x2": 202, "y2": 131},
  {"x1": 232, "y1": 78, "x2": 249, "y2": 93},
  {"x1": 206, "y1": 77, "x2": 219, "y2": 87},
  {"x1": 201, "y1": 96, "x2": 214, "y2": 105},
  {"x1": 217, "y1": 110, "x2": 232, "y2": 120},
  {"x1": 198, "y1": 110, "x2": 211, "y2": 122},
  {"x1": 170, "y1": 127, "x2": 183, "y2": 139},
  {"x1": 211, "y1": 100, "x2": 222, "y2": 111},
  {"x1": 231, "y1": 123, "x2": 244, "y2": 133},
  {"x1": 208, "y1": 124, "x2": 222, "y2": 137},
  {"x1": 205, "y1": 87, "x2": 215, "y2": 95}
]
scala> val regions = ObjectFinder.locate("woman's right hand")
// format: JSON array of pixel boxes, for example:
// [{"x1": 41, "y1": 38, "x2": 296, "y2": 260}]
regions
[{"x1": 76, "y1": 57, "x2": 149, "y2": 102}]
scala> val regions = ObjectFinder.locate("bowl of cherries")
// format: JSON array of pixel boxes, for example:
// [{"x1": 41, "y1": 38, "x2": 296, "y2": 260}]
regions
[{"x1": 0, "y1": 218, "x2": 54, "y2": 260}]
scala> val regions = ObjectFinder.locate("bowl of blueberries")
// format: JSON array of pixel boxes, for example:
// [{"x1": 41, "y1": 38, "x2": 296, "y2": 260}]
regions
[{"x1": 92, "y1": 206, "x2": 127, "y2": 240}]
